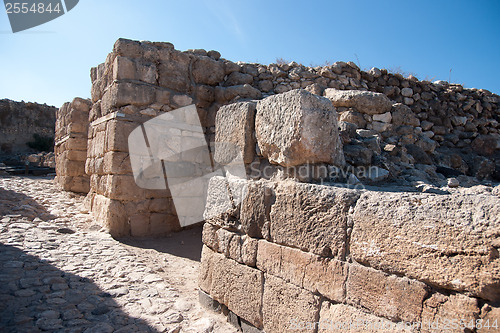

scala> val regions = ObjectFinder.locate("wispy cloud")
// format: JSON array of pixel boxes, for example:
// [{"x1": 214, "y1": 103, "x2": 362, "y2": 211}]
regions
[{"x1": 202, "y1": 0, "x2": 246, "y2": 46}]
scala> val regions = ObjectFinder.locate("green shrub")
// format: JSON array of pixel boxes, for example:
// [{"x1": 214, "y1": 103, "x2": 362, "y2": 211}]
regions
[{"x1": 26, "y1": 134, "x2": 54, "y2": 152}]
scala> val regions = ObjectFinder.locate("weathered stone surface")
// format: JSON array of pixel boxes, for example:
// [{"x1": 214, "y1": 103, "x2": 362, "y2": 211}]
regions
[
  {"x1": 199, "y1": 246, "x2": 263, "y2": 328},
  {"x1": 392, "y1": 103, "x2": 420, "y2": 127},
  {"x1": 255, "y1": 89, "x2": 344, "y2": 167},
  {"x1": 339, "y1": 110, "x2": 367, "y2": 128},
  {"x1": 102, "y1": 151, "x2": 132, "y2": 175},
  {"x1": 256, "y1": 240, "x2": 347, "y2": 303},
  {"x1": 373, "y1": 111, "x2": 392, "y2": 123},
  {"x1": 113, "y1": 38, "x2": 143, "y2": 58},
  {"x1": 202, "y1": 222, "x2": 219, "y2": 252},
  {"x1": 219, "y1": 84, "x2": 262, "y2": 101},
  {"x1": 203, "y1": 176, "x2": 248, "y2": 230},
  {"x1": 346, "y1": 264, "x2": 428, "y2": 322},
  {"x1": 215, "y1": 228, "x2": 258, "y2": 267},
  {"x1": 343, "y1": 144, "x2": 373, "y2": 166},
  {"x1": 158, "y1": 49, "x2": 192, "y2": 92},
  {"x1": 101, "y1": 81, "x2": 156, "y2": 110},
  {"x1": 421, "y1": 293, "x2": 480, "y2": 333},
  {"x1": 478, "y1": 304, "x2": 500, "y2": 333},
  {"x1": 262, "y1": 274, "x2": 321, "y2": 333},
  {"x1": 91, "y1": 194, "x2": 130, "y2": 237},
  {"x1": 324, "y1": 88, "x2": 392, "y2": 115},
  {"x1": 215, "y1": 101, "x2": 256, "y2": 164},
  {"x1": 270, "y1": 180, "x2": 360, "y2": 258},
  {"x1": 225, "y1": 72, "x2": 254, "y2": 86},
  {"x1": 351, "y1": 191, "x2": 500, "y2": 302},
  {"x1": 472, "y1": 135, "x2": 499, "y2": 156},
  {"x1": 240, "y1": 180, "x2": 274, "y2": 239},
  {"x1": 106, "y1": 120, "x2": 137, "y2": 153},
  {"x1": 318, "y1": 302, "x2": 410, "y2": 333},
  {"x1": 192, "y1": 56, "x2": 225, "y2": 85},
  {"x1": 405, "y1": 144, "x2": 432, "y2": 164}
]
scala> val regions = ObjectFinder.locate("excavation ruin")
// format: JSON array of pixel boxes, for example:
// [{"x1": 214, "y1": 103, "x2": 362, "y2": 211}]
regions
[{"x1": 3, "y1": 38, "x2": 500, "y2": 331}]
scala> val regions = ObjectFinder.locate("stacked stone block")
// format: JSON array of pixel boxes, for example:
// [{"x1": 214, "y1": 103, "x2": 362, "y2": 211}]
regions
[
  {"x1": 85, "y1": 39, "x2": 245, "y2": 237},
  {"x1": 199, "y1": 93, "x2": 500, "y2": 332},
  {"x1": 55, "y1": 98, "x2": 91, "y2": 193}
]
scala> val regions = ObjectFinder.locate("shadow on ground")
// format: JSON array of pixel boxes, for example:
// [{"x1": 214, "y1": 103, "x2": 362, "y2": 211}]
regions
[
  {"x1": 0, "y1": 184, "x2": 56, "y2": 220},
  {"x1": 119, "y1": 224, "x2": 204, "y2": 262},
  {"x1": 0, "y1": 242, "x2": 160, "y2": 332}
]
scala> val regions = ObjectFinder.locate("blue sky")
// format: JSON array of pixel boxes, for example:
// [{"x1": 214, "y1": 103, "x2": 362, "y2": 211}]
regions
[{"x1": 1, "y1": 0, "x2": 499, "y2": 108}]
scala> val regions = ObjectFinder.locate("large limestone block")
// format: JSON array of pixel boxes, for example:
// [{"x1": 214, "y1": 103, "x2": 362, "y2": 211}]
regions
[
  {"x1": 263, "y1": 274, "x2": 321, "y2": 333},
  {"x1": 256, "y1": 240, "x2": 347, "y2": 303},
  {"x1": 351, "y1": 191, "x2": 500, "y2": 302},
  {"x1": 324, "y1": 88, "x2": 392, "y2": 115},
  {"x1": 318, "y1": 302, "x2": 411, "y2": 332},
  {"x1": 255, "y1": 89, "x2": 344, "y2": 167},
  {"x1": 346, "y1": 264, "x2": 428, "y2": 323},
  {"x1": 270, "y1": 181, "x2": 361, "y2": 258},
  {"x1": 65, "y1": 137, "x2": 87, "y2": 151},
  {"x1": 199, "y1": 246, "x2": 263, "y2": 328},
  {"x1": 101, "y1": 81, "x2": 156, "y2": 111},
  {"x1": 106, "y1": 120, "x2": 138, "y2": 153},
  {"x1": 215, "y1": 101, "x2": 256, "y2": 164}
]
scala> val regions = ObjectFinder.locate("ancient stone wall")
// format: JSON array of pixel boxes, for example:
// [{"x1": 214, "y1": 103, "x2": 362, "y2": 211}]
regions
[
  {"x1": 0, "y1": 99, "x2": 56, "y2": 154},
  {"x1": 200, "y1": 91, "x2": 500, "y2": 332},
  {"x1": 83, "y1": 37, "x2": 499, "y2": 237},
  {"x1": 55, "y1": 38, "x2": 500, "y2": 329},
  {"x1": 55, "y1": 98, "x2": 91, "y2": 193}
]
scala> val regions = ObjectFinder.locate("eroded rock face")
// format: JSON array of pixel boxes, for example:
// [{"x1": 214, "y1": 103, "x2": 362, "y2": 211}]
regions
[
  {"x1": 0, "y1": 99, "x2": 57, "y2": 154},
  {"x1": 324, "y1": 88, "x2": 392, "y2": 115},
  {"x1": 255, "y1": 89, "x2": 344, "y2": 167},
  {"x1": 351, "y1": 191, "x2": 500, "y2": 302}
]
